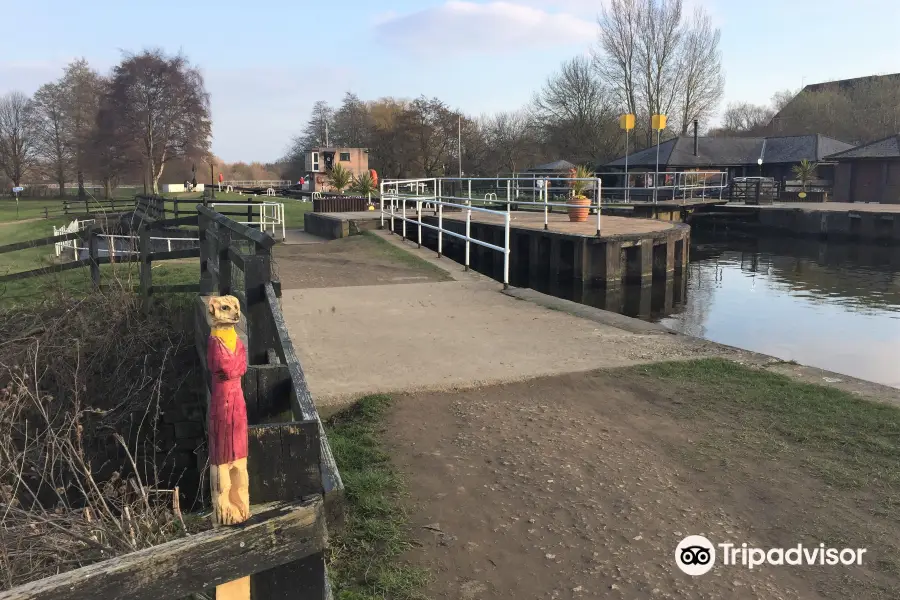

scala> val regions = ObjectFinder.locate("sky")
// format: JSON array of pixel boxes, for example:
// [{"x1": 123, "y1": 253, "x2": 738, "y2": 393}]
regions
[{"x1": 3, "y1": 0, "x2": 900, "y2": 163}]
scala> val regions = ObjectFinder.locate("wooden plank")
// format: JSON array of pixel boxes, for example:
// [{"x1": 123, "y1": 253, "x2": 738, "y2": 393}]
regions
[
  {"x1": 0, "y1": 259, "x2": 92, "y2": 282},
  {"x1": 227, "y1": 245, "x2": 246, "y2": 270},
  {"x1": 87, "y1": 228, "x2": 100, "y2": 288},
  {"x1": 0, "y1": 498, "x2": 326, "y2": 600},
  {"x1": 148, "y1": 228, "x2": 201, "y2": 239},
  {"x1": 0, "y1": 231, "x2": 81, "y2": 255},
  {"x1": 251, "y1": 554, "x2": 326, "y2": 600},
  {"x1": 247, "y1": 422, "x2": 321, "y2": 502},
  {"x1": 147, "y1": 247, "x2": 202, "y2": 261},
  {"x1": 139, "y1": 227, "x2": 151, "y2": 313},
  {"x1": 198, "y1": 205, "x2": 275, "y2": 249},
  {"x1": 243, "y1": 254, "x2": 273, "y2": 365},
  {"x1": 149, "y1": 215, "x2": 198, "y2": 228},
  {"x1": 243, "y1": 366, "x2": 261, "y2": 424},
  {"x1": 264, "y1": 283, "x2": 344, "y2": 526}
]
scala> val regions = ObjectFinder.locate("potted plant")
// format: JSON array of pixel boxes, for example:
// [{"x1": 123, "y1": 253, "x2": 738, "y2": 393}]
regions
[
  {"x1": 567, "y1": 165, "x2": 594, "y2": 222},
  {"x1": 792, "y1": 159, "x2": 817, "y2": 199}
]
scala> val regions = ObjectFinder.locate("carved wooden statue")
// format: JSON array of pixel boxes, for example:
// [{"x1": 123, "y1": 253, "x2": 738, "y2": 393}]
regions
[
  {"x1": 207, "y1": 296, "x2": 251, "y2": 599},
  {"x1": 207, "y1": 295, "x2": 250, "y2": 527}
]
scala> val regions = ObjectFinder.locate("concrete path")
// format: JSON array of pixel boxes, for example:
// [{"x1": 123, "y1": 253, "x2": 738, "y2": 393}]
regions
[{"x1": 280, "y1": 231, "x2": 724, "y2": 410}]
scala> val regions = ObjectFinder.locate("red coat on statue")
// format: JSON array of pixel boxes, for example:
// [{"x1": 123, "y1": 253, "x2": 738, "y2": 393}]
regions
[{"x1": 207, "y1": 336, "x2": 249, "y2": 465}]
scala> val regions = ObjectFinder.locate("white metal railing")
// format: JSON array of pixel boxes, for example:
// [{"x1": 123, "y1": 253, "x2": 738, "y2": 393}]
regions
[
  {"x1": 379, "y1": 177, "x2": 607, "y2": 288},
  {"x1": 65, "y1": 233, "x2": 200, "y2": 261},
  {"x1": 209, "y1": 202, "x2": 286, "y2": 240},
  {"x1": 53, "y1": 218, "x2": 94, "y2": 257}
]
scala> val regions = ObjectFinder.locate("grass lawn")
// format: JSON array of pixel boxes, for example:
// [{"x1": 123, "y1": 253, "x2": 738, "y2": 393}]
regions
[
  {"x1": 325, "y1": 395, "x2": 426, "y2": 600},
  {"x1": 625, "y1": 358, "x2": 900, "y2": 595}
]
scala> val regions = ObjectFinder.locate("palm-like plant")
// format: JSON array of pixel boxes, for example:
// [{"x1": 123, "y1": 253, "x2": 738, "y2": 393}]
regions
[
  {"x1": 792, "y1": 159, "x2": 818, "y2": 192},
  {"x1": 569, "y1": 164, "x2": 595, "y2": 197},
  {"x1": 327, "y1": 163, "x2": 352, "y2": 192},
  {"x1": 350, "y1": 172, "x2": 377, "y2": 195}
]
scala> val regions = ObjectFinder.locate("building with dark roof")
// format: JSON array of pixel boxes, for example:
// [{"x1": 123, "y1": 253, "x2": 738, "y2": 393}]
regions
[
  {"x1": 604, "y1": 134, "x2": 854, "y2": 183},
  {"x1": 525, "y1": 160, "x2": 576, "y2": 174},
  {"x1": 827, "y1": 135, "x2": 900, "y2": 203}
]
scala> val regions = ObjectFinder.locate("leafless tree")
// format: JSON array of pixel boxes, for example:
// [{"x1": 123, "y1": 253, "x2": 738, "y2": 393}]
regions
[
  {"x1": 675, "y1": 7, "x2": 724, "y2": 133},
  {"x1": 636, "y1": 0, "x2": 685, "y2": 144},
  {"x1": 595, "y1": 0, "x2": 641, "y2": 119},
  {"x1": 0, "y1": 91, "x2": 38, "y2": 189},
  {"x1": 63, "y1": 59, "x2": 103, "y2": 199},
  {"x1": 331, "y1": 92, "x2": 371, "y2": 148},
  {"x1": 32, "y1": 82, "x2": 71, "y2": 194},
  {"x1": 485, "y1": 111, "x2": 540, "y2": 174},
  {"x1": 106, "y1": 49, "x2": 211, "y2": 194},
  {"x1": 400, "y1": 96, "x2": 457, "y2": 176},
  {"x1": 533, "y1": 56, "x2": 620, "y2": 165},
  {"x1": 709, "y1": 101, "x2": 773, "y2": 136}
]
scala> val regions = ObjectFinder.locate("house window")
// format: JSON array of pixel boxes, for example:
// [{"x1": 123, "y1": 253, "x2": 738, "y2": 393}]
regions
[
  {"x1": 339, "y1": 152, "x2": 351, "y2": 162},
  {"x1": 311, "y1": 151, "x2": 319, "y2": 171}
]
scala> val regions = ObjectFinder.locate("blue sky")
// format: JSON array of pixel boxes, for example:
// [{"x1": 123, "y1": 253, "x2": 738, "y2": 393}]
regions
[{"x1": 3, "y1": 0, "x2": 900, "y2": 163}]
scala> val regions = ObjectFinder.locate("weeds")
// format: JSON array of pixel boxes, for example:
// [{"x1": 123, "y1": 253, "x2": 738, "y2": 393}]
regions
[{"x1": 0, "y1": 282, "x2": 201, "y2": 590}]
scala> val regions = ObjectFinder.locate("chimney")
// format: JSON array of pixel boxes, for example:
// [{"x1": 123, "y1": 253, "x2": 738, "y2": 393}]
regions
[{"x1": 693, "y1": 119, "x2": 699, "y2": 156}]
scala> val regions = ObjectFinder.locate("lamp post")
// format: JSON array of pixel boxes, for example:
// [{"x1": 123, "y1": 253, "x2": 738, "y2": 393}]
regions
[
  {"x1": 619, "y1": 114, "x2": 635, "y2": 202},
  {"x1": 651, "y1": 114, "x2": 667, "y2": 204}
]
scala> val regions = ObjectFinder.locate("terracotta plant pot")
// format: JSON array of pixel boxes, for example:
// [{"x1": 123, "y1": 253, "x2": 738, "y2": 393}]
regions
[{"x1": 567, "y1": 195, "x2": 591, "y2": 222}]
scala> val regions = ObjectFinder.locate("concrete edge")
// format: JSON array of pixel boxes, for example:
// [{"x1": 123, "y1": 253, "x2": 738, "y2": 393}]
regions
[
  {"x1": 501, "y1": 286, "x2": 671, "y2": 335},
  {"x1": 367, "y1": 228, "x2": 499, "y2": 284}
]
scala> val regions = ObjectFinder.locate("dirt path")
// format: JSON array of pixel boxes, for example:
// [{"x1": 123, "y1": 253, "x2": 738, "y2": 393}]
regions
[{"x1": 386, "y1": 368, "x2": 890, "y2": 600}]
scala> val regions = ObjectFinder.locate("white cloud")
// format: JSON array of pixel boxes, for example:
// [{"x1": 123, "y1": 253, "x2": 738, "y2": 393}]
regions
[{"x1": 374, "y1": 1, "x2": 596, "y2": 56}]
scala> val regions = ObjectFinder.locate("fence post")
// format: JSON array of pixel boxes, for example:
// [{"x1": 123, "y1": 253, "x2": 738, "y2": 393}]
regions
[
  {"x1": 84, "y1": 198, "x2": 89, "y2": 215},
  {"x1": 242, "y1": 251, "x2": 272, "y2": 365},
  {"x1": 247, "y1": 202, "x2": 253, "y2": 225},
  {"x1": 87, "y1": 226, "x2": 101, "y2": 289},
  {"x1": 437, "y1": 199, "x2": 443, "y2": 258},
  {"x1": 417, "y1": 200, "x2": 422, "y2": 248},
  {"x1": 44, "y1": 207, "x2": 48, "y2": 219},
  {"x1": 219, "y1": 229, "x2": 233, "y2": 295},
  {"x1": 139, "y1": 225, "x2": 152, "y2": 313},
  {"x1": 596, "y1": 178, "x2": 602, "y2": 237},
  {"x1": 174, "y1": 198, "x2": 180, "y2": 220},
  {"x1": 64, "y1": 201, "x2": 69, "y2": 215},
  {"x1": 402, "y1": 196, "x2": 407, "y2": 240}
]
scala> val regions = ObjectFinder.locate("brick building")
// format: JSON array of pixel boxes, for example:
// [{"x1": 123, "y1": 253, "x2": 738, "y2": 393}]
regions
[{"x1": 303, "y1": 147, "x2": 369, "y2": 192}]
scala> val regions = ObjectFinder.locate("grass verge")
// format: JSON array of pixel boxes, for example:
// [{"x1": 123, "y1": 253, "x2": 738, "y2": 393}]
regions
[
  {"x1": 325, "y1": 395, "x2": 427, "y2": 600},
  {"x1": 361, "y1": 231, "x2": 452, "y2": 281}
]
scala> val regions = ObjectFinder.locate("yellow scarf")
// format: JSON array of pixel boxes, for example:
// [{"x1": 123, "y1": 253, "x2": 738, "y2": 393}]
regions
[{"x1": 211, "y1": 327, "x2": 237, "y2": 353}]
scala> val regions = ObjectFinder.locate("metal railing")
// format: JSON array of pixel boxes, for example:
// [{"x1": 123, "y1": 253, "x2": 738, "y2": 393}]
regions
[
  {"x1": 209, "y1": 201, "x2": 286, "y2": 240},
  {"x1": 380, "y1": 177, "x2": 606, "y2": 288}
]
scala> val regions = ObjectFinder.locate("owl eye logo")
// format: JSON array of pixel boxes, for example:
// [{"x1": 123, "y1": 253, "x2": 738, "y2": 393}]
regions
[
  {"x1": 680, "y1": 545, "x2": 711, "y2": 565},
  {"x1": 675, "y1": 535, "x2": 716, "y2": 575}
]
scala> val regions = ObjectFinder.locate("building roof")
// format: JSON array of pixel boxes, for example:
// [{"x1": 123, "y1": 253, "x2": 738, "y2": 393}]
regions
[
  {"x1": 824, "y1": 134, "x2": 900, "y2": 160},
  {"x1": 527, "y1": 159, "x2": 576, "y2": 172},
  {"x1": 604, "y1": 134, "x2": 854, "y2": 168},
  {"x1": 800, "y1": 73, "x2": 900, "y2": 95}
]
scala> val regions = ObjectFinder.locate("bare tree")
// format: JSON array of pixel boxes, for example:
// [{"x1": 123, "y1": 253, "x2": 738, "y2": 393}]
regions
[
  {"x1": 63, "y1": 59, "x2": 102, "y2": 199},
  {"x1": 106, "y1": 50, "x2": 211, "y2": 194},
  {"x1": 636, "y1": 0, "x2": 684, "y2": 144},
  {"x1": 0, "y1": 92, "x2": 37, "y2": 188},
  {"x1": 485, "y1": 111, "x2": 539, "y2": 174},
  {"x1": 676, "y1": 7, "x2": 724, "y2": 133},
  {"x1": 708, "y1": 101, "x2": 773, "y2": 136},
  {"x1": 595, "y1": 0, "x2": 641, "y2": 119},
  {"x1": 533, "y1": 56, "x2": 620, "y2": 165},
  {"x1": 400, "y1": 96, "x2": 457, "y2": 176},
  {"x1": 32, "y1": 82, "x2": 71, "y2": 195}
]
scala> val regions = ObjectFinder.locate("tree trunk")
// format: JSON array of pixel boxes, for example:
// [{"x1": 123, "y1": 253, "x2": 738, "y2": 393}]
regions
[{"x1": 58, "y1": 170, "x2": 66, "y2": 199}]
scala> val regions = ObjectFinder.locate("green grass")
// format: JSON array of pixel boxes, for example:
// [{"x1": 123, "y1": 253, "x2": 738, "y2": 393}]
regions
[
  {"x1": 628, "y1": 357, "x2": 900, "y2": 501},
  {"x1": 361, "y1": 231, "x2": 452, "y2": 281},
  {"x1": 0, "y1": 192, "x2": 138, "y2": 223},
  {"x1": 325, "y1": 395, "x2": 427, "y2": 600}
]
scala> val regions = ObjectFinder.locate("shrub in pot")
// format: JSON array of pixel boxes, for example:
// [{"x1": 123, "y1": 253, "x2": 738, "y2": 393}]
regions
[{"x1": 568, "y1": 165, "x2": 593, "y2": 223}]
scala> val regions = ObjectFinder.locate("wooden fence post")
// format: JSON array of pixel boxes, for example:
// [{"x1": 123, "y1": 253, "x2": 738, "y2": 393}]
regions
[
  {"x1": 219, "y1": 228, "x2": 233, "y2": 295},
  {"x1": 43, "y1": 207, "x2": 48, "y2": 219},
  {"x1": 199, "y1": 212, "x2": 215, "y2": 295},
  {"x1": 247, "y1": 203, "x2": 253, "y2": 225},
  {"x1": 242, "y1": 252, "x2": 273, "y2": 365},
  {"x1": 174, "y1": 198, "x2": 180, "y2": 220},
  {"x1": 88, "y1": 226, "x2": 101, "y2": 289},
  {"x1": 139, "y1": 225, "x2": 152, "y2": 313},
  {"x1": 64, "y1": 201, "x2": 69, "y2": 215}
]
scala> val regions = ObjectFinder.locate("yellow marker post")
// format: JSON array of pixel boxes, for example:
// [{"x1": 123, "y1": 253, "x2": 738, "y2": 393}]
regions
[
  {"x1": 651, "y1": 114, "x2": 667, "y2": 204},
  {"x1": 620, "y1": 114, "x2": 635, "y2": 202}
]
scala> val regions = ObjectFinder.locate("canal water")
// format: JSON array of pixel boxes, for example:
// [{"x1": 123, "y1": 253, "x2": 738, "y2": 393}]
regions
[{"x1": 524, "y1": 232, "x2": 900, "y2": 389}]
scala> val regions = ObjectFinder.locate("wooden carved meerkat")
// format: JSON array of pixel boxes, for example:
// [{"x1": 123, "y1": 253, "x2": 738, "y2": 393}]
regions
[{"x1": 207, "y1": 295, "x2": 250, "y2": 527}]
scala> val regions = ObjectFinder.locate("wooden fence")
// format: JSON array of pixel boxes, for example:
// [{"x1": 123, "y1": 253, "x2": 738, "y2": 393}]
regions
[{"x1": 0, "y1": 203, "x2": 342, "y2": 598}]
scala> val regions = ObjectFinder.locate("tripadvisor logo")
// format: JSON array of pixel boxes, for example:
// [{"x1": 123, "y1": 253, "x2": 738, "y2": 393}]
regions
[{"x1": 675, "y1": 535, "x2": 867, "y2": 576}]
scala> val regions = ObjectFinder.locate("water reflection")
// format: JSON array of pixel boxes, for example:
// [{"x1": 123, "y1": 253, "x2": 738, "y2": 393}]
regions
[{"x1": 527, "y1": 233, "x2": 900, "y2": 388}]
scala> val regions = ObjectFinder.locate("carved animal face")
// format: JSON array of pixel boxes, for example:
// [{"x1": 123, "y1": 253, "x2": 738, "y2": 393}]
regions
[{"x1": 208, "y1": 295, "x2": 241, "y2": 327}]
